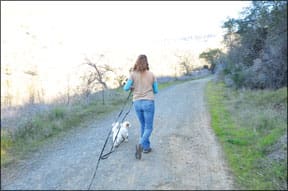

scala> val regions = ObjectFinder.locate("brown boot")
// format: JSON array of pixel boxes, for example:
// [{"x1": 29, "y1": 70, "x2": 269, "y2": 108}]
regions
[{"x1": 135, "y1": 144, "x2": 142, "y2": 159}]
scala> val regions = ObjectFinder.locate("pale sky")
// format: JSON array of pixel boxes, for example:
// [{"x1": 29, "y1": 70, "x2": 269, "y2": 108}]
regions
[
  {"x1": 2, "y1": 1, "x2": 251, "y2": 51},
  {"x1": 1, "y1": 1, "x2": 252, "y2": 105}
]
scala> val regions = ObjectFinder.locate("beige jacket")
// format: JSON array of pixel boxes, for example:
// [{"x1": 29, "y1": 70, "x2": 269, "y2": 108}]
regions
[{"x1": 130, "y1": 70, "x2": 156, "y2": 101}]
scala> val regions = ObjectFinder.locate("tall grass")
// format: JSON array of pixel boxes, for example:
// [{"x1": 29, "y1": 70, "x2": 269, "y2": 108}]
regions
[
  {"x1": 1, "y1": 88, "x2": 129, "y2": 167},
  {"x1": 205, "y1": 81, "x2": 287, "y2": 190}
]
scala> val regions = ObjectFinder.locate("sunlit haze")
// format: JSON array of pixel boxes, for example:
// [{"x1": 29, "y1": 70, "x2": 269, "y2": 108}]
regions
[{"x1": 1, "y1": 1, "x2": 251, "y2": 106}]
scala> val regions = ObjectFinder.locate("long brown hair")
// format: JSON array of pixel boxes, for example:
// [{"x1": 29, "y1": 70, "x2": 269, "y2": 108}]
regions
[{"x1": 133, "y1": 54, "x2": 149, "y2": 72}]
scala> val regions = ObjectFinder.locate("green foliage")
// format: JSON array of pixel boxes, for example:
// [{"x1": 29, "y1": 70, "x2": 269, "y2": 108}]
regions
[
  {"x1": 199, "y1": 48, "x2": 222, "y2": 67},
  {"x1": 49, "y1": 107, "x2": 65, "y2": 120},
  {"x1": 221, "y1": 1, "x2": 287, "y2": 89},
  {"x1": 1, "y1": 131, "x2": 14, "y2": 166},
  {"x1": 205, "y1": 81, "x2": 287, "y2": 190}
]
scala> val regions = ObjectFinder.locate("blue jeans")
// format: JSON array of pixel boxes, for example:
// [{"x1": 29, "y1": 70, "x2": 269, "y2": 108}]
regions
[{"x1": 133, "y1": 100, "x2": 155, "y2": 150}]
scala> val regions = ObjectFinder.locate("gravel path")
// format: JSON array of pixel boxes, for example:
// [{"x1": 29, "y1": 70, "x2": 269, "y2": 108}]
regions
[{"x1": 1, "y1": 76, "x2": 235, "y2": 190}]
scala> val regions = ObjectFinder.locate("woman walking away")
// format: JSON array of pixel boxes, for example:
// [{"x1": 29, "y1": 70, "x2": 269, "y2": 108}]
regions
[{"x1": 123, "y1": 54, "x2": 158, "y2": 160}]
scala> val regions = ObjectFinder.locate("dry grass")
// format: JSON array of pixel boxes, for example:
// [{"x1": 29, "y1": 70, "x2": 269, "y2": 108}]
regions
[{"x1": 1, "y1": 88, "x2": 129, "y2": 167}]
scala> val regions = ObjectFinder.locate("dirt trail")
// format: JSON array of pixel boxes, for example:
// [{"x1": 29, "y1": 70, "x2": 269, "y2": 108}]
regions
[{"x1": 1, "y1": 76, "x2": 235, "y2": 190}]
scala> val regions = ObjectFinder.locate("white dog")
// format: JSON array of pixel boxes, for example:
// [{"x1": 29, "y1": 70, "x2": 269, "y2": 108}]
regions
[{"x1": 111, "y1": 121, "x2": 131, "y2": 148}]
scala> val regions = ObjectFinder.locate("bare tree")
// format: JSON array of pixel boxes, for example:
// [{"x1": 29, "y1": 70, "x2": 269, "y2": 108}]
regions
[
  {"x1": 175, "y1": 53, "x2": 195, "y2": 76},
  {"x1": 113, "y1": 67, "x2": 128, "y2": 88},
  {"x1": 3, "y1": 66, "x2": 13, "y2": 107},
  {"x1": 24, "y1": 68, "x2": 38, "y2": 105},
  {"x1": 82, "y1": 55, "x2": 113, "y2": 104},
  {"x1": 66, "y1": 74, "x2": 71, "y2": 105},
  {"x1": 116, "y1": 74, "x2": 127, "y2": 88}
]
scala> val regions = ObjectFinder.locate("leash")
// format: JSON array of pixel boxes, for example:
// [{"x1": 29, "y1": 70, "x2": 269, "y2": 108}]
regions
[{"x1": 87, "y1": 90, "x2": 132, "y2": 190}]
